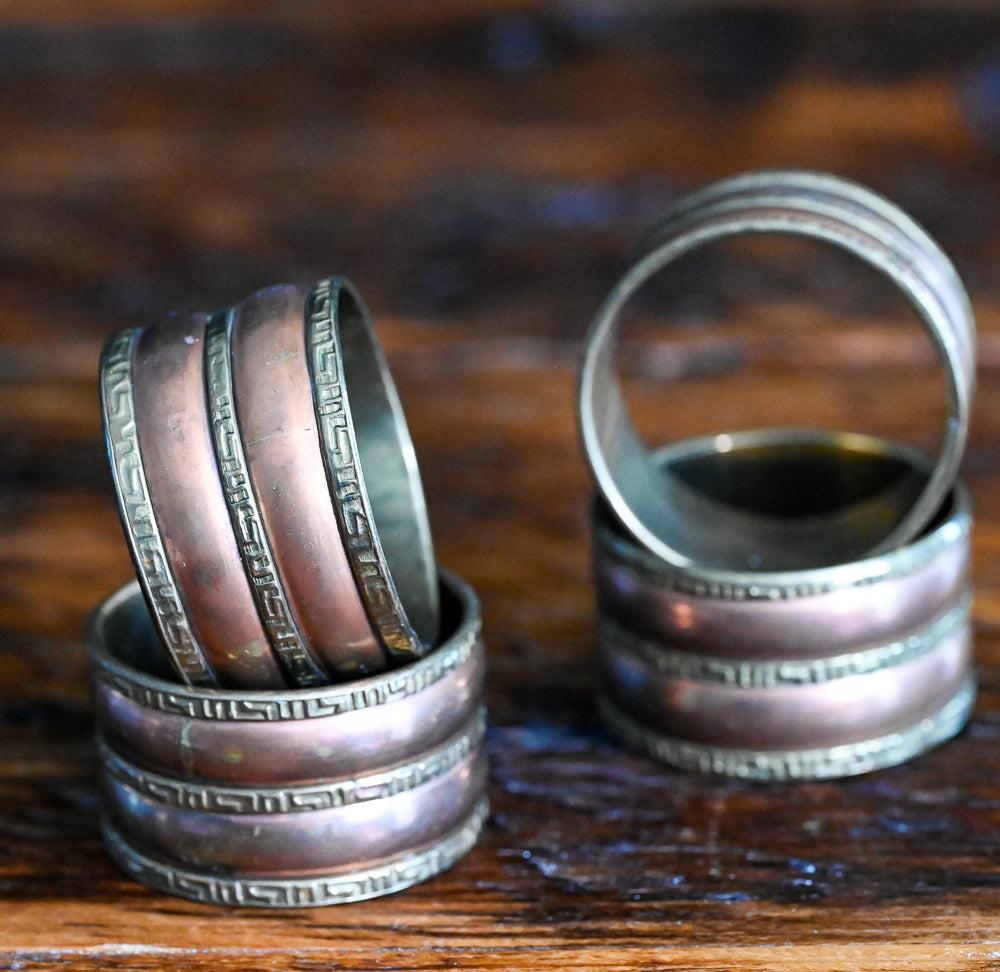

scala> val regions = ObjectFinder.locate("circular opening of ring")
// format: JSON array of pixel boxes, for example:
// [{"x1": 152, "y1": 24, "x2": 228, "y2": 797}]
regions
[
  {"x1": 579, "y1": 171, "x2": 972, "y2": 570},
  {"x1": 618, "y1": 235, "x2": 946, "y2": 452},
  {"x1": 607, "y1": 238, "x2": 946, "y2": 570}
]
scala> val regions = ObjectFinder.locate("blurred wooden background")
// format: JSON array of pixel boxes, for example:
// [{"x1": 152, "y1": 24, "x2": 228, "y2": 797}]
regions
[{"x1": 5, "y1": 2, "x2": 1000, "y2": 969}]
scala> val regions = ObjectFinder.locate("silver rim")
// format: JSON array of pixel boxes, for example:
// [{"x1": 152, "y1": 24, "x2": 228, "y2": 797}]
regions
[
  {"x1": 307, "y1": 277, "x2": 440, "y2": 657},
  {"x1": 99, "y1": 328, "x2": 216, "y2": 687}
]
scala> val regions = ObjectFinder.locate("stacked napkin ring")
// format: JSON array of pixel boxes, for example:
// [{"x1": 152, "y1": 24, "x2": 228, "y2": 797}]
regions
[
  {"x1": 579, "y1": 169, "x2": 974, "y2": 571},
  {"x1": 93, "y1": 278, "x2": 487, "y2": 903},
  {"x1": 594, "y1": 430, "x2": 973, "y2": 779},
  {"x1": 579, "y1": 171, "x2": 977, "y2": 779}
]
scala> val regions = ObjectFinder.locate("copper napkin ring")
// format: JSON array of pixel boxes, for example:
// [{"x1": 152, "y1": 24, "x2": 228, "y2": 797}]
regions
[
  {"x1": 100, "y1": 279, "x2": 439, "y2": 688},
  {"x1": 593, "y1": 429, "x2": 974, "y2": 779},
  {"x1": 87, "y1": 571, "x2": 487, "y2": 906}
]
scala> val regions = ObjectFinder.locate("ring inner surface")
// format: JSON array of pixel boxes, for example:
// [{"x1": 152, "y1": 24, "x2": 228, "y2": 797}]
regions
[
  {"x1": 337, "y1": 289, "x2": 439, "y2": 648},
  {"x1": 639, "y1": 430, "x2": 935, "y2": 571}
]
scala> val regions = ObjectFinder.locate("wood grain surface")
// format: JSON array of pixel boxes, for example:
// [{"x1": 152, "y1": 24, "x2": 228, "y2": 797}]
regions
[{"x1": 4, "y1": 3, "x2": 1000, "y2": 969}]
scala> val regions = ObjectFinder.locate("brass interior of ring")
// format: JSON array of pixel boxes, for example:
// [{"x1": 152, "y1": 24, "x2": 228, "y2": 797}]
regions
[
  {"x1": 597, "y1": 430, "x2": 945, "y2": 570},
  {"x1": 669, "y1": 439, "x2": 929, "y2": 520}
]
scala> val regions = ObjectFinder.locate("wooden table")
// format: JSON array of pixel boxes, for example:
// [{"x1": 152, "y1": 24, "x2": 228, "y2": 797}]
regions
[{"x1": 5, "y1": 4, "x2": 1000, "y2": 968}]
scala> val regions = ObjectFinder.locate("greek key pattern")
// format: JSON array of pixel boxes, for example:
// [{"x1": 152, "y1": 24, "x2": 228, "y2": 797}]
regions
[
  {"x1": 99, "y1": 707, "x2": 486, "y2": 814},
  {"x1": 307, "y1": 279, "x2": 422, "y2": 660},
  {"x1": 204, "y1": 308, "x2": 327, "y2": 687},
  {"x1": 95, "y1": 622, "x2": 480, "y2": 721},
  {"x1": 599, "y1": 678, "x2": 975, "y2": 781},
  {"x1": 599, "y1": 589, "x2": 971, "y2": 689},
  {"x1": 102, "y1": 797, "x2": 488, "y2": 907},
  {"x1": 100, "y1": 330, "x2": 216, "y2": 687},
  {"x1": 595, "y1": 512, "x2": 970, "y2": 602}
]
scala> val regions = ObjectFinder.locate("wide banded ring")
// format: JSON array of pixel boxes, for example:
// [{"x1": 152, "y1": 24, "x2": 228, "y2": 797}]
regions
[
  {"x1": 592, "y1": 428, "x2": 975, "y2": 779},
  {"x1": 578, "y1": 170, "x2": 975, "y2": 570},
  {"x1": 85, "y1": 568, "x2": 488, "y2": 905},
  {"x1": 100, "y1": 277, "x2": 439, "y2": 687}
]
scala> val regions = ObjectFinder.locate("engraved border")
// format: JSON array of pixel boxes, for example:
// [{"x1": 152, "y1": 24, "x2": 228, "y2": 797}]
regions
[
  {"x1": 102, "y1": 797, "x2": 489, "y2": 907},
  {"x1": 593, "y1": 482, "x2": 971, "y2": 603},
  {"x1": 598, "y1": 589, "x2": 972, "y2": 688},
  {"x1": 307, "y1": 278, "x2": 426, "y2": 661},
  {"x1": 598, "y1": 678, "x2": 976, "y2": 781},
  {"x1": 204, "y1": 307, "x2": 327, "y2": 687},
  {"x1": 88, "y1": 570, "x2": 482, "y2": 722},
  {"x1": 99, "y1": 329, "x2": 216, "y2": 687},
  {"x1": 99, "y1": 707, "x2": 486, "y2": 814}
]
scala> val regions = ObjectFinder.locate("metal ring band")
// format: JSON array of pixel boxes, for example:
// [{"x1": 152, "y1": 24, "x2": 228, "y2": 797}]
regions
[
  {"x1": 102, "y1": 744, "x2": 488, "y2": 874},
  {"x1": 101, "y1": 796, "x2": 489, "y2": 907},
  {"x1": 649, "y1": 171, "x2": 975, "y2": 375},
  {"x1": 597, "y1": 609, "x2": 972, "y2": 752},
  {"x1": 307, "y1": 278, "x2": 439, "y2": 658},
  {"x1": 599, "y1": 588, "x2": 971, "y2": 687},
  {"x1": 131, "y1": 313, "x2": 286, "y2": 689},
  {"x1": 99, "y1": 329, "x2": 216, "y2": 687},
  {"x1": 634, "y1": 171, "x2": 974, "y2": 384},
  {"x1": 598, "y1": 678, "x2": 975, "y2": 781},
  {"x1": 204, "y1": 304, "x2": 329, "y2": 687},
  {"x1": 579, "y1": 170, "x2": 975, "y2": 569},
  {"x1": 226, "y1": 284, "x2": 388, "y2": 681},
  {"x1": 86, "y1": 568, "x2": 483, "y2": 784},
  {"x1": 97, "y1": 707, "x2": 485, "y2": 815},
  {"x1": 594, "y1": 430, "x2": 971, "y2": 658}
]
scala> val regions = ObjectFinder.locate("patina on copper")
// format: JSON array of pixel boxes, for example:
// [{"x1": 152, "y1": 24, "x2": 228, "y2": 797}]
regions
[
  {"x1": 131, "y1": 312, "x2": 287, "y2": 689},
  {"x1": 227, "y1": 284, "x2": 386, "y2": 680},
  {"x1": 86, "y1": 569, "x2": 484, "y2": 785}
]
